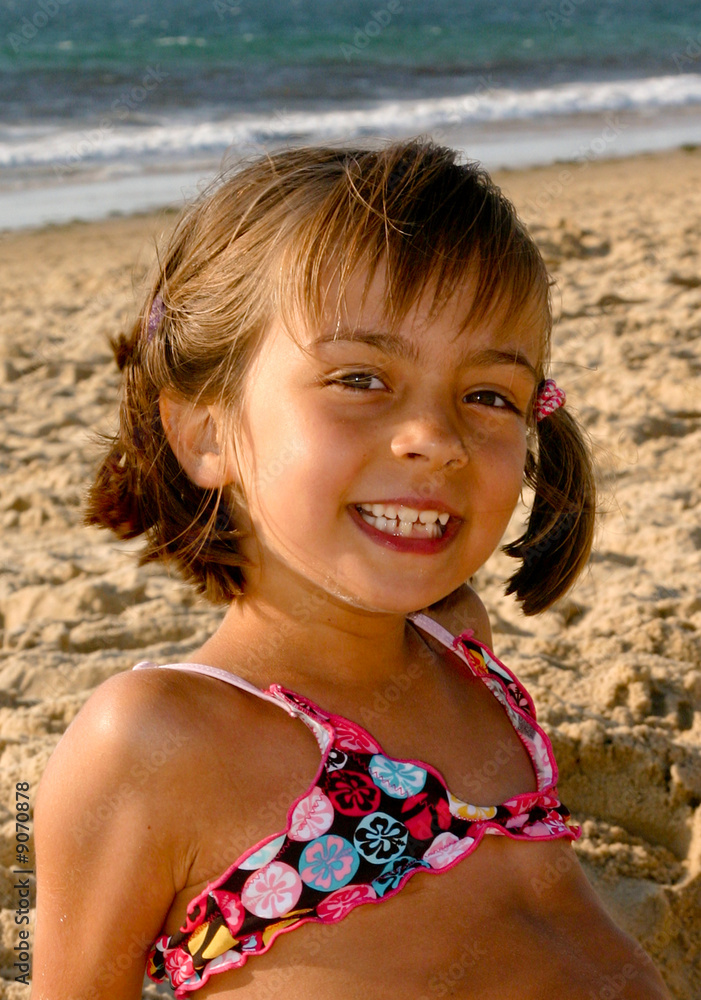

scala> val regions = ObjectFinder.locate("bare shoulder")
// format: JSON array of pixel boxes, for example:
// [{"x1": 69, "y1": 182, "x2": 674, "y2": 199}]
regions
[
  {"x1": 37, "y1": 662, "x2": 264, "y2": 823},
  {"x1": 39, "y1": 666, "x2": 197, "y2": 795},
  {"x1": 425, "y1": 582, "x2": 494, "y2": 647},
  {"x1": 32, "y1": 666, "x2": 215, "y2": 1000},
  {"x1": 32, "y1": 661, "x2": 279, "y2": 1000},
  {"x1": 34, "y1": 666, "x2": 207, "y2": 897}
]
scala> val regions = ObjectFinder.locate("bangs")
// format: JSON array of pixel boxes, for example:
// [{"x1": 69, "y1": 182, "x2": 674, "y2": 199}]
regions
[{"x1": 271, "y1": 141, "x2": 551, "y2": 363}]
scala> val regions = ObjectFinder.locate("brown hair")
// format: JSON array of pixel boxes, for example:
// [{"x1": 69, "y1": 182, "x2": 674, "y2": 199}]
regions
[{"x1": 85, "y1": 138, "x2": 595, "y2": 613}]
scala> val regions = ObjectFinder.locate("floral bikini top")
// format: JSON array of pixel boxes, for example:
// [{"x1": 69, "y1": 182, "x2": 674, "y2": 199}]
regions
[{"x1": 134, "y1": 611, "x2": 579, "y2": 996}]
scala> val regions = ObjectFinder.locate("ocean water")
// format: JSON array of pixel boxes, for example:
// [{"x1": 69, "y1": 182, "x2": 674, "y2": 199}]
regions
[{"x1": 1, "y1": 0, "x2": 700, "y2": 227}]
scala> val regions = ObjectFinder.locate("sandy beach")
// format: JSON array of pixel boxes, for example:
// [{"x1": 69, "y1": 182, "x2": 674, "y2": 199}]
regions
[{"x1": 0, "y1": 147, "x2": 699, "y2": 998}]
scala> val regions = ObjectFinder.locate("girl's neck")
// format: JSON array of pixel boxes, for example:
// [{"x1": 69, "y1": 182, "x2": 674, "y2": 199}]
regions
[{"x1": 191, "y1": 590, "x2": 431, "y2": 696}]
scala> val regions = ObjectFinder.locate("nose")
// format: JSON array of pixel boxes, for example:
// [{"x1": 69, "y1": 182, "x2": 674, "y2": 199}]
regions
[{"x1": 390, "y1": 408, "x2": 469, "y2": 470}]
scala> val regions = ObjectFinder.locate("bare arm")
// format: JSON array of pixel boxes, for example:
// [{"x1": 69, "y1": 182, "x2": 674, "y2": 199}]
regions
[{"x1": 31, "y1": 670, "x2": 192, "y2": 1000}]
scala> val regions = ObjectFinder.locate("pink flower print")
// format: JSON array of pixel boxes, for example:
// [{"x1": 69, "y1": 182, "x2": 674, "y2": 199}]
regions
[
  {"x1": 332, "y1": 718, "x2": 382, "y2": 753},
  {"x1": 241, "y1": 862, "x2": 303, "y2": 919},
  {"x1": 316, "y1": 885, "x2": 377, "y2": 923},
  {"x1": 423, "y1": 832, "x2": 476, "y2": 869},
  {"x1": 208, "y1": 949, "x2": 247, "y2": 974},
  {"x1": 502, "y1": 793, "x2": 542, "y2": 814},
  {"x1": 209, "y1": 890, "x2": 244, "y2": 935},
  {"x1": 299, "y1": 835, "x2": 360, "y2": 892},
  {"x1": 316, "y1": 883, "x2": 377, "y2": 922},
  {"x1": 288, "y1": 786, "x2": 335, "y2": 841},
  {"x1": 505, "y1": 812, "x2": 529, "y2": 831},
  {"x1": 164, "y1": 947, "x2": 196, "y2": 989},
  {"x1": 524, "y1": 816, "x2": 568, "y2": 838},
  {"x1": 401, "y1": 791, "x2": 452, "y2": 840},
  {"x1": 506, "y1": 680, "x2": 533, "y2": 714},
  {"x1": 327, "y1": 769, "x2": 381, "y2": 816},
  {"x1": 531, "y1": 732, "x2": 554, "y2": 785}
]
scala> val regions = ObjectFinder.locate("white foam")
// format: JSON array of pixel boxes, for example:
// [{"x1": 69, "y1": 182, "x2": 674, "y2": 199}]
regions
[{"x1": 2, "y1": 74, "x2": 701, "y2": 171}]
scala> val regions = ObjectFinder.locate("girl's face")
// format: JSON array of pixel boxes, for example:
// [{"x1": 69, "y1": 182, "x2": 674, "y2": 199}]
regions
[{"x1": 231, "y1": 264, "x2": 541, "y2": 614}]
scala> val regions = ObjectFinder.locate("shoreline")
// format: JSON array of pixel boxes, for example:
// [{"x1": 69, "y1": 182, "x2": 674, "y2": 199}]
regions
[
  {"x1": 1, "y1": 144, "x2": 697, "y2": 240},
  {"x1": 3, "y1": 101, "x2": 701, "y2": 232}
]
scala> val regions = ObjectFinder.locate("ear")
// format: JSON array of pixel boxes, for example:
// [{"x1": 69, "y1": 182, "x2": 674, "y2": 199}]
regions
[{"x1": 159, "y1": 393, "x2": 236, "y2": 489}]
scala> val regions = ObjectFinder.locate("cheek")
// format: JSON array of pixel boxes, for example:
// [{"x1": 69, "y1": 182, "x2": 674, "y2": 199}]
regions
[
  {"x1": 471, "y1": 426, "x2": 527, "y2": 511},
  {"x1": 243, "y1": 409, "x2": 366, "y2": 524}
]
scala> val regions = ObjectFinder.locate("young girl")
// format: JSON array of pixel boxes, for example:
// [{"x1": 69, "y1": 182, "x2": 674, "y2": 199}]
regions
[{"x1": 31, "y1": 141, "x2": 671, "y2": 1000}]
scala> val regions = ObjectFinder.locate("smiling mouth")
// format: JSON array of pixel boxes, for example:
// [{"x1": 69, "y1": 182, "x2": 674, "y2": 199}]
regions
[{"x1": 354, "y1": 502, "x2": 452, "y2": 539}]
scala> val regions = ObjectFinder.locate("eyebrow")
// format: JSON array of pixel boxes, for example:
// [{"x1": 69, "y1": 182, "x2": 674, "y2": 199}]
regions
[{"x1": 311, "y1": 329, "x2": 539, "y2": 382}]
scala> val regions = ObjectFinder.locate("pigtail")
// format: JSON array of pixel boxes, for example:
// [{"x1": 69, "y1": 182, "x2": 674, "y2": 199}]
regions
[
  {"x1": 84, "y1": 317, "x2": 149, "y2": 539},
  {"x1": 84, "y1": 300, "x2": 249, "y2": 604},
  {"x1": 503, "y1": 406, "x2": 596, "y2": 615}
]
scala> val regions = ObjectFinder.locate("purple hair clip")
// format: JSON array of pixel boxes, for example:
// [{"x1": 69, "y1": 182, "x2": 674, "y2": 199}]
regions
[
  {"x1": 535, "y1": 378, "x2": 566, "y2": 422},
  {"x1": 146, "y1": 293, "x2": 165, "y2": 341}
]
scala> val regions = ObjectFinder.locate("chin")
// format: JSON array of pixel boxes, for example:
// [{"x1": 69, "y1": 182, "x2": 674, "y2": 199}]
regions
[{"x1": 320, "y1": 576, "x2": 446, "y2": 616}]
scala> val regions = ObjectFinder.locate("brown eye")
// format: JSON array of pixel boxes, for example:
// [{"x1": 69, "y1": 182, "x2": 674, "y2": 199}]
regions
[
  {"x1": 464, "y1": 390, "x2": 507, "y2": 408},
  {"x1": 329, "y1": 371, "x2": 386, "y2": 391},
  {"x1": 463, "y1": 390, "x2": 523, "y2": 416}
]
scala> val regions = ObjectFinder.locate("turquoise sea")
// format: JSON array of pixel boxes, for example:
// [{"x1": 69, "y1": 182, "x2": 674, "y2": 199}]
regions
[{"x1": 1, "y1": 0, "x2": 700, "y2": 227}]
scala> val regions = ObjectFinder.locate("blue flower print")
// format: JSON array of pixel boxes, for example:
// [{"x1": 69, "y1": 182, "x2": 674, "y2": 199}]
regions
[
  {"x1": 368, "y1": 755, "x2": 427, "y2": 798},
  {"x1": 354, "y1": 811, "x2": 408, "y2": 864},
  {"x1": 299, "y1": 835, "x2": 360, "y2": 892},
  {"x1": 371, "y1": 856, "x2": 431, "y2": 897},
  {"x1": 238, "y1": 834, "x2": 286, "y2": 871}
]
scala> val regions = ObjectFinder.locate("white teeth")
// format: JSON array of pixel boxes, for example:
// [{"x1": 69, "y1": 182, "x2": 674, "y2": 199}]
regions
[
  {"x1": 418, "y1": 510, "x2": 438, "y2": 524},
  {"x1": 356, "y1": 502, "x2": 453, "y2": 530},
  {"x1": 397, "y1": 505, "x2": 420, "y2": 523},
  {"x1": 357, "y1": 507, "x2": 446, "y2": 539}
]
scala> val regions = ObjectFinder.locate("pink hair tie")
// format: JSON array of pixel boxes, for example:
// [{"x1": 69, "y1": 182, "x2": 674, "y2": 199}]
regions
[
  {"x1": 146, "y1": 293, "x2": 164, "y2": 341},
  {"x1": 535, "y1": 378, "x2": 566, "y2": 422}
]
